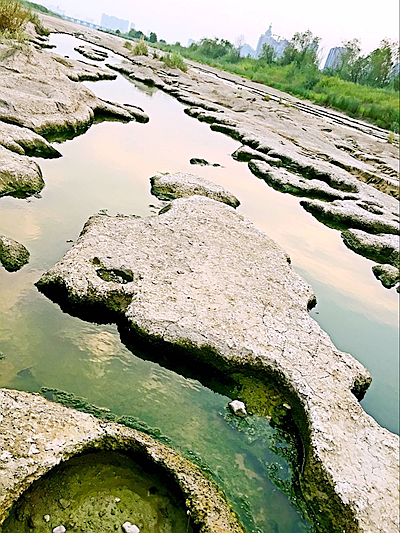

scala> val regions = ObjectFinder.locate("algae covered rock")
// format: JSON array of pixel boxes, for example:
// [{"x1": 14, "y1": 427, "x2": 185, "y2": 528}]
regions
[
  {"x1": 0, "y1": 389, "x2": 243, "y2": 533},
  {"x1": 372, "y1": 264, "x2": 400, "y2": 289},
  {"x1": 150, "y1": 171, "x2": 240, "y2": 207},
  {"x1": 0, "y1": 235, "x2": 30, "y2": 272}
]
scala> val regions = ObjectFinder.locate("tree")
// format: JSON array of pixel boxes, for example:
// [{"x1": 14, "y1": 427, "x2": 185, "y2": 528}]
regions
[
  {"x1": 259, "y1": 44, "x2": 276, "y2": 64},
  {"x1": 367, "y1": 39, "x2": 398, "y2": 86},
  {"x1": 115, "y1": 29, "x2": 120, "y2": 35},
  {"x1": 198, "y1": 37, "x2": 235, "y2": 59},
  {"x1": 280, "y1": 30, "x2": 320, "y2": 67},
  {"x1": 149, "y1": 31, "x2": 157, "y2": 43},
  {"x1": 234, "y1": 34, "x2": 245, "y2": 59}
]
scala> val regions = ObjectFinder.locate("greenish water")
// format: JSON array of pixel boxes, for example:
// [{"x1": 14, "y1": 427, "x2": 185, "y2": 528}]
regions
[
  {"x1": 3, "y1": 451, "x2": 193, "y2": 533},
  {"x1": 0, "y1": 33, "x2": 398, "y2": 532}
]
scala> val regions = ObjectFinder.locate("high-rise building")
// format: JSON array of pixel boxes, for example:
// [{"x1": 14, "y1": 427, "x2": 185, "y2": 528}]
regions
[
  {"x1": 324, "y1": 47, "x2": 346, "y2": 70},
  {"x1": 100, "y1": 13, "x2": 129, "y2": 33},
  {"x1": 255, "y1": 25, "x2": 289, "y2": 59}
]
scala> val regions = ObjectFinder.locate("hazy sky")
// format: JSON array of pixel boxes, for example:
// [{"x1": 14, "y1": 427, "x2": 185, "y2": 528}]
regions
[{"x1": 45, "y1": 0, "x2": 399, "y2": 59}]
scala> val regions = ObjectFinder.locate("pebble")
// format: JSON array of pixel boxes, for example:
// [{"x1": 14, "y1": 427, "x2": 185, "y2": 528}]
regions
[
  {"x1": 44, "y1": 514, "x2": 50, "y2": 522},
  {"x1": 122, "y1": 522, "x2": 140, "y2": 533},
  {"x1": 228, "y1": 400, "x2": 247, "y2": 418},
  {"x1": 53, "y1": 526, "x2": 66, "y2": 533}
]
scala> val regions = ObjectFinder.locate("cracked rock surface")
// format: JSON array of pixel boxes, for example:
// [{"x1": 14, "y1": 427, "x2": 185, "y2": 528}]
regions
[
  {"x1": 37, "y1": 195, "x2": 399, "y2": 532},
  {"x1": 150, "y1": 171, "x2": 240, "y2": 207},
  {"x1": 0, "y1": 388, "x2": 243, "y2": 533}
]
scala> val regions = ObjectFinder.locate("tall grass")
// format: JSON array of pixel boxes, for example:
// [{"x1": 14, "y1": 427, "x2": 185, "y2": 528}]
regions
[
  {"x1": 0, "y1": 0, "x2": 30, "y2": 36},
  {"x1": 153, "y1": 42, "x2": 399, "y2": 132},
  {"x1": 161, "y1": 51, "x2": 187, "y2": 72}
]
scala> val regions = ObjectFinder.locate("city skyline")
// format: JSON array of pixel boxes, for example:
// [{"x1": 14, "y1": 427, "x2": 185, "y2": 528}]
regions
[{"x1": 42, "y1": 0, "x2": 399, "y2": 62}]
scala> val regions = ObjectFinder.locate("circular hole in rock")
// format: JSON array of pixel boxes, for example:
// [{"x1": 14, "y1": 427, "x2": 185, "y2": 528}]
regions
[{"x1": 3, "y1": 450, "x2": 194, "y2": 533}]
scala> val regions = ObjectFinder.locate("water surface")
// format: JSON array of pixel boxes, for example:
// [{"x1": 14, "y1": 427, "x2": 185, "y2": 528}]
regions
[{"x1": 0, "y1": 33, "x2": 398, "y2": 533}]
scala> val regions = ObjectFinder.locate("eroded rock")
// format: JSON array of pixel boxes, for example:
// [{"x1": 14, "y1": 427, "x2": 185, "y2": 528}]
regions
[
  {"x1": 74, "y1": 45, "x2": 108, "y2": 61},
  {"x1": 150, "y1": 172, "x2": 240, "y2": 207},
  {"x1": 0, "y1": 389, "x2": 243, "y2": 533},
  {"x1": 0, "y1": 145, "x2": 44, "y2": 198},
  {"x1": 0, "y1": 235, "x2": 30, "y2": 272},
  {"x1": 37, "y1": 196, "x2": 399, "y2": 532},
  {"x1": 228, "y1": 401, "x2": 247, "y2": 418},
  {"x1": 372, "y1": 264, "x2": 400, "y2": 289},
  {"x1": 342, "y1": 229, "x2": 399, "y2": 267}
]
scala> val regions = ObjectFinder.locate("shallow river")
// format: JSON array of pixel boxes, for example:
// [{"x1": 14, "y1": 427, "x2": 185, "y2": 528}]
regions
[{"x1": 0, "y1": 34, "x2": 398, "y2": 532}]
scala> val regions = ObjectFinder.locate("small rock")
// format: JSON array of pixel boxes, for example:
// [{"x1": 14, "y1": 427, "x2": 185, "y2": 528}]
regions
[
  {"x1": 53, "y1": 526, "x2": 66, "y2": 533},
  {"x1": 122, "y1": 522, "x2": 140, "y2": 533},
  {"x1": 58, "y1": 498, "x2": 70, "y2": 509},
  {"x1": 283, "y1": 403, "x2": 292, "y2": 410},
  {"x1": 228, "y1": 400, "x2": 247, "y2": 418},
  {"x1": 44, "y1": 515, "x2": 50, "y2": 522}
]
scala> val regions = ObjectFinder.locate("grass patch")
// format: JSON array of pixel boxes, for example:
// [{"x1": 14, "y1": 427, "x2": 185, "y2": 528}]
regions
[
  {"x1": 0, "y1": 0, "x2": 30, "y2": 36},
  {"x1": 161, "y1": 51, "x2": 187, "y2": 72},
  {"x1": 133, "y1": 38, "x2": 148, "y2": 56}
]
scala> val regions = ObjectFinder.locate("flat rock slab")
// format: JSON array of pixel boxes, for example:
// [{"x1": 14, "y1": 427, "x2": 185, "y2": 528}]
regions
[
  {"x1": 0, "y1": 235, "x2": 29, "y2": 272},
  {"x1": 38, "y1": 196, "x2": 399, "y2": 532},
  {"x1": 0, "y1": 389, "x2": 243, "y2": 533},
  {"x1": 74, "y1": 44, "x2": 108, "y2": 61},
  {"x1": 150, "y1": 172, "x2": 240, "y2": 207}
]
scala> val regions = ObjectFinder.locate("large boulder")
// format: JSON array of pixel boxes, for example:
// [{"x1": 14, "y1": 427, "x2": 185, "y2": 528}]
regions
[{"x1": 37, "y1": 195, "x2": 399, "y2": 532}]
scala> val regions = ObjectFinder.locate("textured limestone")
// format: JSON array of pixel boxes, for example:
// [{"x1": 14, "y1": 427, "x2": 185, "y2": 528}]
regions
[
  {"x1": 74, "y1": 44, "x2": 108, "y2": 61},
  {"x1": 150, "y1": 172, "x2": 240, "y2": 207},
  {"x1": 0, "y1": 43, "x2": 148, "y2": 135},
  {"x1": 0, "y1": 122, "x2": 60, "y2": 158},
  {"x1": 249, "y1": 160, "x2": 356, "y2": 201},
  {"x1": 0, "y1": 388, "x2": 243, "y2": 533},
  {"x1": 342, "y1": 229, "x2": 399, "y2": 265},
  {"x1": 372, "y1": 264, "x2": 400, "y2": 289},
  {"x1": 0, "y1": 235, "x2": 30, "y2": 271},
  {"x1": 300, "y1": 198, "x2": 399, "y2": 235},
  {"x1": 0, "y1": 37, "x2": 148, "y2": 198},
  {"x1": 37, "y1": 196, "x2": 399, "y2": 532},
  {"x1": 0, "y1": 145, "x2": 44, "y2": 198}
]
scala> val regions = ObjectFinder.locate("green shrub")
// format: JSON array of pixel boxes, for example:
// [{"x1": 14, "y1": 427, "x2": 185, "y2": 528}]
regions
[
  {"x1": 0, "y1": 0, "x2": 30, "y2": 35},
  {"x1": 124, "y1": 40, "x2": 132, "y2": 50},
  {"x1": 29, "y1": 10, "x2": 49, "y2": 36},
  {"x1": 133, "y1": 38, "x2": 148, "y2": 56},
  {"x1": 161, "y1": 52, "x2": 187, "y2": 72}
]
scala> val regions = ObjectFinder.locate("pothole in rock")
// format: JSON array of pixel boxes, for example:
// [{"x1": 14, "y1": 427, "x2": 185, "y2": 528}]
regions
[
  {"x1": 3, "y1": 451, "x2": 194, "y2": 533},
  {"x1": 96, "y1": 268, "x2": 134, "y2": 284}
]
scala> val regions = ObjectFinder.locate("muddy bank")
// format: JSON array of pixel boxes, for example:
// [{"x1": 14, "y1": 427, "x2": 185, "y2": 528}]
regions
[
  {"x1": 0, "y1": 30, "x2": 148, "y2": 199},
  {"x1": 0, "y1": 388, "x2": 243, "y2": 533},
  {"x1": 37, "y1": 193, "x2": 399, "y2": 532},
  {"x1": 38, "y1": 13, "x2": 399, "y2": 289}
]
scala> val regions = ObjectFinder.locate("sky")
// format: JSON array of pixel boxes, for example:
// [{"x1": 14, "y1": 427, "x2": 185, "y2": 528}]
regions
[{"x1": 44, "y1": 0, "x2": 399, "y2": 61}]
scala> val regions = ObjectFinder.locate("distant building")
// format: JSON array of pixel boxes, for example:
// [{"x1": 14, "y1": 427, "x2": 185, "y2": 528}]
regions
[
  {"x1": 324, "y1": 47, "x2": 346, "y2": 70},
  {"x1": 240, "y1": 43, "x2": 256, "y2": 58},
  {"x1": 101, "y1": 13, "x2": 129, "y2": 33},
  {"x1": 130, "y1": 22, "x2": 135, "y2": 31},
  {"x1": 187, "y1": 38, "x2": 196, "y2": 47},
  {"x1": 255, "y1": 24, "x2": 288, "y2": 59}
]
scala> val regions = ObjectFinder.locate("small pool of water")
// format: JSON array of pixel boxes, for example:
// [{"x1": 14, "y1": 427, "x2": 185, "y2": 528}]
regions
[
  {"x1": 0, "y1": 33, "x2": 398, "y2": 533},
  {"x1": 3, "y1": 451, "x2": 194, "y2": 533}
]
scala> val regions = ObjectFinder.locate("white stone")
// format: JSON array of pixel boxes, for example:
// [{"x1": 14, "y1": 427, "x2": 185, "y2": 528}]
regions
[
  {"x1": 122, "y1": 522, "x2": 140, "y2": 533},
  {"x1": 53, "y1": 526, "x2": 66, "y2": 533},
  {"x1": 44, "y1": 515, "x2": 50, "y2": 522},
  {"x1": 229, "y1": 400, "x2": 247, "y2": 418}
]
